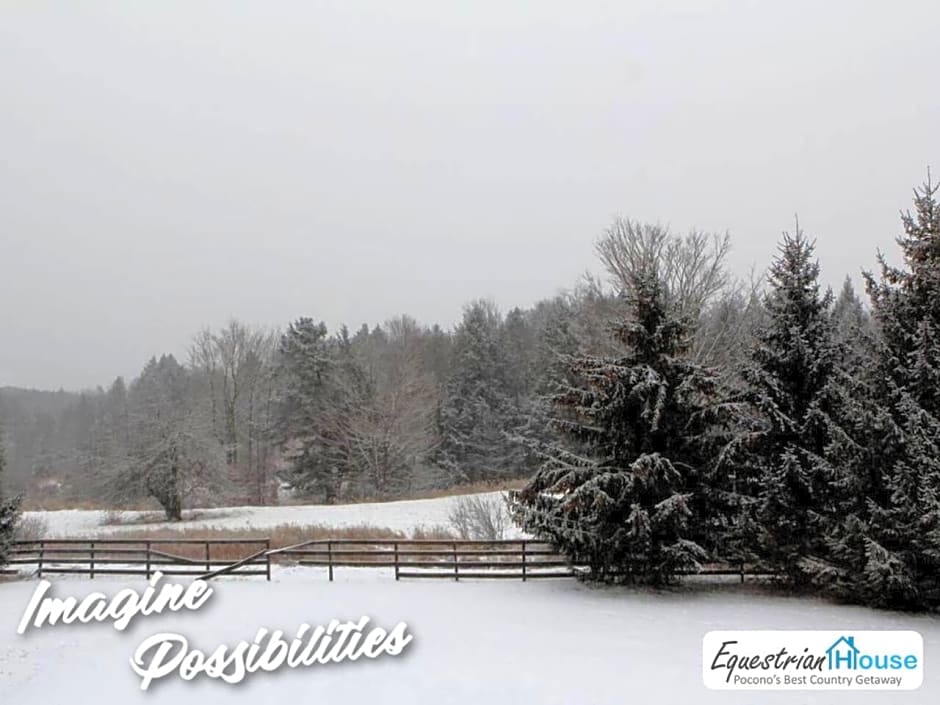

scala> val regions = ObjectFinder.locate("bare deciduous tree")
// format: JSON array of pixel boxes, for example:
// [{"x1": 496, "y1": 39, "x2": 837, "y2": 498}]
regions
[
  {"x1": 349, "y1": 318, "x2": 438, "y2": 495},
  {"x1": 693, "y1": 269, "x2": 766, "y2": 378},
  {"x1": 315, "y1": 317, "x2": 439, "y2": 498},
  {"x1": 109, "y1": 354, "x2": 225, "y2": 520},
  {"x1": 447, "y1": 494, "x2": 510, "y2": 540},
  {"x1": 189, "y1": 321, "x2": 279, "y2": 504},
  {"x1": 596, "y1": 218, "x2": 731, "y2": 325}
]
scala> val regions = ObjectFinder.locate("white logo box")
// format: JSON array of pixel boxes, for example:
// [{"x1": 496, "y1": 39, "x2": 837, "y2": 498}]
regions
[{"x1": 702, "y1": 630, "x2": 923, "y2": 690}]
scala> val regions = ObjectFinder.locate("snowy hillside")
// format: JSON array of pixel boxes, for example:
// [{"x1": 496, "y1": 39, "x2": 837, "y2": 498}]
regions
[{"x1": 22, "y1": 491, "x2": 517, "y2": 538}]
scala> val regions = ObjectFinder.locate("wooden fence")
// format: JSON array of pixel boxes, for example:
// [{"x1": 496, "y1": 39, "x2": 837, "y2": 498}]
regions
[
  {"x1": 4, "y1": 538, "x2": 769, "y2": 583},
  {"x1": 271, "y1": 538, "x2": 573, "y2": 581},
  {"x1": 5, "y1": 538, "x2": 271, "y2": 580}
]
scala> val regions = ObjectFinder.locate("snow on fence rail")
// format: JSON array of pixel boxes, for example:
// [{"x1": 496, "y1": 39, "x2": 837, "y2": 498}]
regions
[{"x1": 4, "y1": 538, "x2": 272, "y2": 580}]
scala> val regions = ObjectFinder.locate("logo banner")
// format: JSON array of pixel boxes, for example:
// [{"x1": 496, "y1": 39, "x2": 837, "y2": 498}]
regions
[{"x1": 702, "y1": 630, "x2": 923, "y2": 690}]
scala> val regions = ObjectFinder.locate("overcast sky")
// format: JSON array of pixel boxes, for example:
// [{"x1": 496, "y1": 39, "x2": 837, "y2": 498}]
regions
[{"x1": 1, "y1": 1, "x2": 938, "y2": 391}]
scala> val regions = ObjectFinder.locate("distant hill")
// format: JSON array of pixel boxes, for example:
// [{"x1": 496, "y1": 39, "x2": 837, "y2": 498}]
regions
[
  {"x1": 0, "y1": 387, "x2": 94, "y2": 494},
  {"x1": 0, "y1": 386, "x2": 85, "y2": 417}
]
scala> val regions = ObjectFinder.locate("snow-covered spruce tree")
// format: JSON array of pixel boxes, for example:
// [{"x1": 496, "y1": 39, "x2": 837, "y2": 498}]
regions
[
  {"x1": 508, "y1": 296, "x2": 582, "y2": 478},
  {"x1": 437, "y1": 300, "x2": 525, "y2": 484},
  {"x1": 274, "y1": 318, "x2": 344, "y2": 501},
  {"x1": 831, "y1": 277, "x2": 876, "y2": 368},
  {"x1": 728, "y1": 227, "x2": 851, "y2": 586},
  {"x1": 0, "y1": 440, "x2": 21, "y2": 568},
  {"x1": 845, "y1": 175, "x2": 940, "y2": 610},
  {"x1": 798, "y1": 274, "x2": 891, "y2": 603},
  {"x1": 512, "y1": 223, "x2": 730, "y2": 585}
]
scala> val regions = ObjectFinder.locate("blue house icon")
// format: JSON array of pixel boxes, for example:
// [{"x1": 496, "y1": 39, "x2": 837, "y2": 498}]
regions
[{"x1": 827, "y1": 636, "x2": 860, "y2": 670}]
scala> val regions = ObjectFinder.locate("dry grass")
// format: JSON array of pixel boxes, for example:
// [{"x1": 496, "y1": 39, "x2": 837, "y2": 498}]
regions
[
  {"x1": 411, "y1": 524, "x2": 454, "y2": 540},
  {"x1": 14, "y1": 514, "x2": 49, "y2": 541},
  {"x1": 95, "y1": 523, "x2": 457, "y2": 562},
  {"x1": 11, "y1": 521, "x2": 531, "y2": 574}
]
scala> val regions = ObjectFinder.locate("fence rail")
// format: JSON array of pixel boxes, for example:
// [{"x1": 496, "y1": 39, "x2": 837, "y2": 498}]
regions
[
  {"x1": 271, "y1": 538, "x2": 573, "y2": 581},
  {"x1": 5, "y1": 538, "x2": 271, "y2": 580},
  {"x1": 4, "y1": 537, "x2": 771, "y2": 583}
]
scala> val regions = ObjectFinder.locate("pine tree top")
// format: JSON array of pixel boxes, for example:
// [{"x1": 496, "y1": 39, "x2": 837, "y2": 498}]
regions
[
  {"x1": 865, "y1": 173, "x2": 940, "y2": 406},
  {"x1": 748, "y1": 227, "x2": 837, "y2": 418},
  {"x1": 763, "y1": 226, "x2": 832, "y2": 327},
  {"x1": 867, "y1": 174, "x2": 940, "y2": 318}
]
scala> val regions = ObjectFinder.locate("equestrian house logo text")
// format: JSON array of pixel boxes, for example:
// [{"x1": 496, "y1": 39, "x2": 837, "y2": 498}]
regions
[{"x1": 702, "y1": 631, "x2": 923, "y2": 690}]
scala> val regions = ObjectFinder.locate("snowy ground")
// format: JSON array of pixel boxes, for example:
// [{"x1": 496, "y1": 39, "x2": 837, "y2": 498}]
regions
[
  {"x1": 22, "y1": 491, "x2": 516, "y2": 537},
  {"x1": 1, "y1": 569, "x2": 939, "y2": 704},
  {"x1": 11, "y1": 496, "x2": 940, "y2": 703}
]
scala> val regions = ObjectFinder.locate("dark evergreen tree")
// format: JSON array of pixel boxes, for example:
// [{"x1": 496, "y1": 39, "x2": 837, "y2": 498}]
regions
[
  {"x1": 842, "y1": 175, "x2": 940, "y2": 610},
  {"x1": 0, "y1": 439, "x2": 21, "y2": 567},
  {"x1": 509, "y1": 296, "x2": 582, "y2": 479},
  {"x1": 437, "y1": 301, "x2": 522, "y2": 483},
  {"x1": 419, "y1": 323, "x2": 454, "y2": 390},
  {"x1": 512, "y1": 259, "x2": 727, "y2": 585},
  {"x1": 502, "y1": 307, "x2": 536, "y2": 403},
  {"x1": 729, "y1": 228, "x2": 848, "y2": 585},
  {"x1": 527, "y1": 295, "x2": 581, "y2": 406},
  {"x1": 324, "y1": 325, "x2": 377, "y2": 497},
  {"x1": 803, "y1": 274, "x2": 887, "y2": 601},
  {"x1": 831, "y1": 276, "x2": 877, "y2": 372},
  {"x1": 275, "y1": 318, "x2": 342, "y2": 501}
]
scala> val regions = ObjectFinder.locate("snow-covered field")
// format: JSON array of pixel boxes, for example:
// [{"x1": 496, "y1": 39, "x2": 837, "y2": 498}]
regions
[
  {"x1": 1, "y1": 570, "x2": 939, "y2": 704},
  {"x1": 23, "y1": 491, "x2": 515, "y2": 537},
  {"x1": 9, "y1": 495, "x2": 940, "y2": 703}
]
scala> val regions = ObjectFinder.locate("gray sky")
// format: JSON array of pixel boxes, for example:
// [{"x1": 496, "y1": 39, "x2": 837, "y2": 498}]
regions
[{"x1": 1, "y1": 1, "x2": 938, "y2": 391}]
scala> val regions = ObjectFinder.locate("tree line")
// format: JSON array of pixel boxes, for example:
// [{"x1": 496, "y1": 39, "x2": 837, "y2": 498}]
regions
[
  {"x1": 1, "y1": 278, "x2": 673, "y2": 513},
  {"x1": 2, "y1": 175, "x2": 938, "y2": 612},
  {"x1": 513, "y1": 176, "x2": 940, "y2": 611}
]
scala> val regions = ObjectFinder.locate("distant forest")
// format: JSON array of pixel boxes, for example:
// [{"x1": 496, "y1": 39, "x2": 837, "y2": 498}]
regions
[{"x1": 0, "y1": 216, "x2": 870, "y2": 514}]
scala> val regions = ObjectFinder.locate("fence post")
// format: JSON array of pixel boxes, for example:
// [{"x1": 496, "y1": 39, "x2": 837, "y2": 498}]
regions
[
  {"x1": 265, "y1": 539, "x2": 271, "y2": 582},
  {"x1": 521, "y1": 540, "x2": 527, "y2": 582},
  {"x1": 205, "y1": 541, "x2": 211, "y2": 573},
  {"x1": 38, "y1": 541, "x2": 44, "y2": 580},
  {"x1": 740, "y1": 561, "x2": 745, "y2": 584},
  {"x1": 327, "y1": 541, "x2": 333, "y2": 582},
  {"x1": 146, "y1": 541, "x2": 152, "y2": 579},
  {"x1": 453, "y1": 542, "x2": 458, "y2": 582},
  {"x1": 394, "y1": 542, "x2": 399, "y2": 581},
  {"x1": 90, "y1": 541, "x2": 96, "y2": 580}
]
